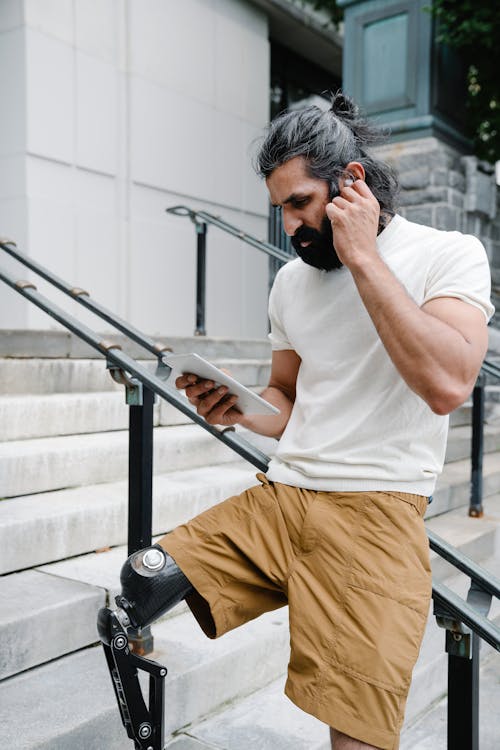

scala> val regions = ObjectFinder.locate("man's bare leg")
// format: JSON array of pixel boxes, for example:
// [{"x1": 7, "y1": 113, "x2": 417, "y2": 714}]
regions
[{"x1": 330, "y1": 728, "x2": 383, "y2": 750}]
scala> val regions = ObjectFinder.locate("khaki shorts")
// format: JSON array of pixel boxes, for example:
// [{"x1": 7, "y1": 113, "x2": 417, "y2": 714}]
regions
[{"x1": 160, "y1": 474, "x2": 431, "y2": 750}]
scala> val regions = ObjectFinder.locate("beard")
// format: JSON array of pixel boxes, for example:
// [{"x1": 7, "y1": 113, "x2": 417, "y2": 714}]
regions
[{"x1": 291, "y1": 214, "x2": 343, "y2": 272}]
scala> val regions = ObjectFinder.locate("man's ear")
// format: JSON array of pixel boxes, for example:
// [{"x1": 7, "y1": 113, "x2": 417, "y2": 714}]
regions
[{"x1": 343, "y1": 161, "x2": 365, "y2": 183}]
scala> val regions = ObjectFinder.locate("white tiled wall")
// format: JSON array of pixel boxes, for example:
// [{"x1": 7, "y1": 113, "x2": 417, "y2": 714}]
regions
[
  {"x1": 0, "y1": 0, "x2": 271, "y2": 338},
  {"x1": 0, "y1": 27, "x2": 25, "y2": 157},
  {"x1": 25, "y1": 28, "x2": 75, "y2": 163},
  {"x1": 76, "y1": 51, "x2": 118, "y2": 175}
]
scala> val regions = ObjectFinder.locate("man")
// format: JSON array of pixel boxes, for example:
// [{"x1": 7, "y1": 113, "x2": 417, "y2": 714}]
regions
[{"x1": 106, "y1": 93, "x2": 493, "y2": 749}]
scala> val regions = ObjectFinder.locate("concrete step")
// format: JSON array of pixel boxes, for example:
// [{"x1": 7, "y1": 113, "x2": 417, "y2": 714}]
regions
[
  {"x1": 0, "y1": 541, "x2": 191, "y2": 681},
  {"x1": 0, "y1": 494, "x2": 497, "y2": 747},
  {"x1": 0, "y1": 384, "x2": 267, "y2": 442},
  {"x1": 483, "y1": 383, "x2": 500, "y2": 403},
  {"x1": 403, "y1": 495, "x2": 500, "y2": 726},
  {"x1": 0, "y1": 389, "x2": 481, "y2": 466},
  {"x1": 449, "y1": 396, "x2": 500, "y2": 428},
  {"x1": 0, "y1": 356, "x2": 271, "y2": 395},
  {"x1": 3, "y1": 492, "x2": 487, "y2": 681},
  {"x1": 445, "y1": 420, "x2": 500, "y2": 463},
  {"x1": 404, "y1": 553, "x2": 500, "y2": 736},
  {"x1": 0, "y1": 459, "x2": 265, "y2": 574},
  {"x1": 449, "y1": 400, "x2": 471, "y2": 427},
  {"x1": 174, "y1": 506, "x2": 500, "y2": 750},
  {"x1": 0, "y1": 391, "x2": 188, "y2": 441},
  {"x1": 0, "y1": 606, "x2": 290, "y2": 749},
  {"x1": 0, "y1": 570, "x2": 105, "y2": 680},
  {"x1": 427, "y1": 499, "x2": 500, "y2": 582},
  {"x1": 426, "y1": 450, "x2": 500, "y2": 519},
  {"x1": 0, "y1": 423, "x2": 276, "y2": 499},
  {"x1": 401, "y1": 651, "x2": 500, "y2": 750},
  {"x1": 1, "y1": 494, "x2": 496, "y2": 725},
  {"x1": 0, "y1": 403, "x2": 494, "y2": 508},
  {"x1": 170, "y1": 676, "x2": 330, "y2": 750},
  {"x1": 182, "y1": 653, "x2": 500, "y2": 750},
  {"x1": 0, "y1": 441, "x2": 495, "y2": 575},
  {"x1": 172, "y1": 655, "x2": 500, "y2": 750},
  {"x1": 0, "y1": 329, "x2": 272, "y2": 361},
  {"x1": 4, "y1": 476, "x2": 297, "y2": 678}
]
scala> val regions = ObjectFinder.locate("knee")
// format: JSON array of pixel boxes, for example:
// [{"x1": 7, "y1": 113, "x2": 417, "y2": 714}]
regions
[{"x1": 330, "y1": 727, "x2": 382, "y2": 750}]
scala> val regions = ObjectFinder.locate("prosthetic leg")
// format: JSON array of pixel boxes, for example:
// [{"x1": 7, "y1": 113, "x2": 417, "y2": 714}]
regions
[{"x1": 97, "y1": 545, "x2": 194, "y2": 749}]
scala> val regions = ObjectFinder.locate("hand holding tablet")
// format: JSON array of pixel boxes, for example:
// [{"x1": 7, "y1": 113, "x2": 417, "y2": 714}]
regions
[{"x1": 164, "y1": 353, "x2": 280, "y2": 417}]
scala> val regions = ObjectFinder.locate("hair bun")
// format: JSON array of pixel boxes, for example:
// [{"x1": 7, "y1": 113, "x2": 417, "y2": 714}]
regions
[
  {"x1": 330, "y1": 91, "x2": 358, "y2": 122},
  {"x1": 329, "y1": 89, "x2": 388, "y2": 146}
]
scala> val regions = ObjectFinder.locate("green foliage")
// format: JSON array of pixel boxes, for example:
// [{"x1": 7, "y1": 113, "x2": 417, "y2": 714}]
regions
[
  {"x1": 304, "y1": 0, "x2": 500, "y2": 162},
  {"x1": 300, "y1": 0, "x2": 344, "y2": 28},
  {"x1": 431, "y1": 1, "x2": 500, "y2": 162}
]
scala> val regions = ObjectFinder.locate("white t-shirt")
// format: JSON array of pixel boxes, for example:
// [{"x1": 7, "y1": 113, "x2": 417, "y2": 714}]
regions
[{"x1": 267, "y1": 214, "x2": 494, "y2": 496}]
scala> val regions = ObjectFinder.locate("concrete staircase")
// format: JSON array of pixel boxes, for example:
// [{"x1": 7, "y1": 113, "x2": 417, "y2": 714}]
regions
[{"x1": 0, "y1": 331, "x2": 499, "y2": 749}]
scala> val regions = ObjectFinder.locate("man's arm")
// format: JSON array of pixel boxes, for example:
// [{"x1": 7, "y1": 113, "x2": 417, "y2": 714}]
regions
[
  {"x1": 176, "y1": 348, "x2": 301, "y2": 437},
  {"x1": 327, "y1": 178, "x2": 488, "y2": 415},
  {"x1": 349, "y1": 259, "x2": 487, "y2": 414}
]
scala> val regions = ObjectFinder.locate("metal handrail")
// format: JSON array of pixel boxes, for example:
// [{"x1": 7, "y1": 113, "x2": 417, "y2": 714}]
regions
[
  {"x1": 166, "y1": 205, "x2": 291, "y2": 264},
  {"x1": 469, "y1": 359, "x2": 500, "y2": 516},
  {"x1": 0, "y1": 264, "x2": 269, "y2": 473},
  {"x1": 480, "y1": 358, "x2": 500, "y2": 379},
  {"x1": 428, "y1": 528, "x2": 500, "y2": 601},
  {"x1": 1, "y1": 237, "x2": 499, "y2": 750},
  {"x1": 1, "y1": 238, "x2": 499, "y2": 606},
  {"x1": 432, "y1": 579, "x2": 499, "y2": 652},
  {"x1": 0, "y1": 238, "x2": 170, "y2": 358},
  {"x1": 166, "y1": 204, "x2": 292, "y2": 335},
  {"x1": 0, "y1": 239, "x2": 269, "y2": 655}
]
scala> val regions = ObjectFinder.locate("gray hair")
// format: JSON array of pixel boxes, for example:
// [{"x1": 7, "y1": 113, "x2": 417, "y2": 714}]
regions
[{"x1": 255, "y1": 91, "x2": 399, "y2": 215}]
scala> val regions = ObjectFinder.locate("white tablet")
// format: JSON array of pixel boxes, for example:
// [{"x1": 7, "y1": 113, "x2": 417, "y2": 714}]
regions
[{"x1": 163, "y1": 352, "x2": 280, "y2": 416}]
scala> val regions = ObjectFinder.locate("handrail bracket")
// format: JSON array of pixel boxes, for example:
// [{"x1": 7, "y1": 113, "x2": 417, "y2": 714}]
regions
[{"x1": 108, "y1": 362, "x2": 155, "y2": 407}]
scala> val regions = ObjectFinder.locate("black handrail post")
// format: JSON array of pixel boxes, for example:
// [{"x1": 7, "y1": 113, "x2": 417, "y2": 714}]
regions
[
  {"x1": 446, "y1": 630, "x2": 480, "y2": 750},
  {"x1": 127, "y1": 380, "x2": 155, "y2": 655},
  {"x1": 469, "y1": 372, "x2": 485, "y2": 517},
  {"x1": 128, "y1": 385, "x2": 154, "y2": 555},
  {"x1": 195, "y1": 221, "x2": 207, "y2": 336}
]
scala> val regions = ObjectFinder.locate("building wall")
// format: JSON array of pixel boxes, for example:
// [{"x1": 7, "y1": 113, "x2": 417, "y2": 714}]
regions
[{"x1": 0, "y1": 0, "x2": 271, "y2": 338}]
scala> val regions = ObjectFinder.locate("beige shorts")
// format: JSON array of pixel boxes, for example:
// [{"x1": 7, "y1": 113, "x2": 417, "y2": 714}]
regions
[{"x1": 159, "y1": 473, "x2": 431, "y2": 750}]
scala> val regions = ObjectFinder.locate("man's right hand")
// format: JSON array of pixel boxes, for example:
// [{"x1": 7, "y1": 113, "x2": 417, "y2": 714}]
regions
[
  {"x1": 175, "y1": 373, "x2": 244, "y2": 427},
  {"x1": 176, "y1": 349, "x2": 300, "y2": 438}
]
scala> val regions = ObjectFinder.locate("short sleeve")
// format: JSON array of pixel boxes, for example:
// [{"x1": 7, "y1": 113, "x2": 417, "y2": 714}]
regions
[
  {"x1": 423, "y1": 234, "x2": 495, "y2": 322},
  {"x1": 268, "y1": 268, "x2": 293, "y2": 350}
]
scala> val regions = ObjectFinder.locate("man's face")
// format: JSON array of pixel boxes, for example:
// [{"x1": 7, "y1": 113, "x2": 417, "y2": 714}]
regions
[{"x1": 266, "y1": 156, "x2": 342, "y2": 271}]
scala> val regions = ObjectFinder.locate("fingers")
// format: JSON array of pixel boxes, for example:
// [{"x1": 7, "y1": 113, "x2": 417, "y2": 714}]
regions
[
  {"x1": 174, "y1": 372, "x2": 240, "y2": 424},
  {"x1": 175, "y1": 372, "x2": 216, "y2": 396},
  {"x1": 333, "y1": 181, "x2": 371, "y2": 206},
  {"x1": 175, "y1": 373, "x2": 201, "y2": 390},
  {"x1": 196, "y1": 387, "x2": 233, "y2": 415},
  {"x1": 330, "y1": 195, "x2": 351, "y2": 210},
  {"x1": 203, "y1": 394, "x2": 241, "y2": 425},
  {"x1": 325, "y1": 203, "x2": 335, "y2": 221},
  {"x1": 349, "y1": 179, "x2": 373, "y2": 198},
  {"x1": 327, "y1": 179, "x2": 378, "y2": 221}
]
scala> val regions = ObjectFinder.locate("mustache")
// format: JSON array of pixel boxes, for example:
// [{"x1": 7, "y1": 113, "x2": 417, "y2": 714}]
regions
[{"x1": 290, "y1": 224, "x2": 324, "y2": 250}]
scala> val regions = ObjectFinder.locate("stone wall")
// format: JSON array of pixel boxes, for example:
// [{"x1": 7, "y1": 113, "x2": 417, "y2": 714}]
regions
[{"x1": 377, "y1": 137, "x2": 500, "y2": 326}]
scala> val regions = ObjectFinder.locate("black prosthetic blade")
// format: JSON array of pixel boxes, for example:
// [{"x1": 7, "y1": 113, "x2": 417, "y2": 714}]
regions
[{"x1": 100, "y1": 610, "x2": 166, "y2": 749}]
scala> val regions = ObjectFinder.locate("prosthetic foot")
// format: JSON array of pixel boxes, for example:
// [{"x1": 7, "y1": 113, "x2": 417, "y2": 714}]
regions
[{"x1": 97, "y1": 545, "x2": 194, "y2": 750}]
